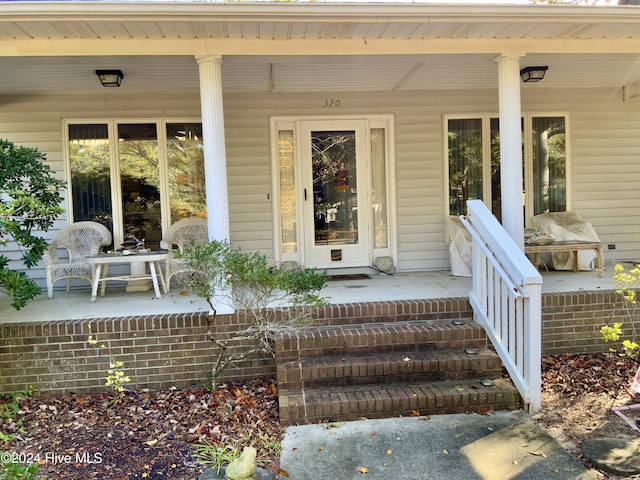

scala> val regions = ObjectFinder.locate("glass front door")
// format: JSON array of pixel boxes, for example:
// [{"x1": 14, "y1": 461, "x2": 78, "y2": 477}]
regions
[{"x1": 301, "y1": 120, "x2": 370, "y2": 267}]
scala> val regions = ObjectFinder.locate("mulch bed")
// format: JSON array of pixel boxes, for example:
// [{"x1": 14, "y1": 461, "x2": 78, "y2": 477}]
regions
[
  {"x1": 2, "y1": 353, "x2": 640, "y2": 479},
  {"x1": 1, "y1": 376, "x2": 281, "y2": 480}
]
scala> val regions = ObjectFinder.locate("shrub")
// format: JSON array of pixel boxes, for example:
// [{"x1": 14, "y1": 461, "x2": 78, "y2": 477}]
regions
[
  {"x1": 601, "y1": 264, "x2": 640, "y2": 359},
  {"x1": 0, "y1": 139, "x2": 66, "y2": 310},
  {"x1": 179, "y1": 240, "x2": 327, "y2": 389}
]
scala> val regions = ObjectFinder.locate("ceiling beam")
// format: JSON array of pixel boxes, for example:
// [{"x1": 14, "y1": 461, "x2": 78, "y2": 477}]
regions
[{"x1": 3, "y1": 37, "x2": 640, "y2": 58}]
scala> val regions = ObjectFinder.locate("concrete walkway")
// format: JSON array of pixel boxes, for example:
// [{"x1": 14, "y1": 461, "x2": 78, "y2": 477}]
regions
[{"x1": 280, "y1": 411, "x2": 596, "y2": 480}]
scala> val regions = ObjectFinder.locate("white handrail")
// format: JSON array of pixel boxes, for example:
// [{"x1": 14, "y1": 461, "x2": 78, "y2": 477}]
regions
[{"x1": 461, "y1": 200, "x2": 543, "y2": 413}]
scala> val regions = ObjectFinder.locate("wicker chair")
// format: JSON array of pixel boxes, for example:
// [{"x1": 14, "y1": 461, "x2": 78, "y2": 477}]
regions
[
  {"x1": 160, "y1": 217, "x2": 208, "y2": 290},
  {"x1": 43, "y1": 221, "x2": 112, "y2": 299}
]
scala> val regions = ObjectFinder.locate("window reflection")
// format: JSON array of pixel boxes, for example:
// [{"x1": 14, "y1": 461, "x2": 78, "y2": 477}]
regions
[
  {"x1": 69, "y1": 121, "x2": 207, "y2": 252},
  {"x1": 118, "y1": 123, "x2": 161, "y2": 250},
  {"x1": 69, "y1": 123, "x2": 114, "y2": 249},
  {"x1": 166, "y1": 123, "x2": 207, "y2": 223}
]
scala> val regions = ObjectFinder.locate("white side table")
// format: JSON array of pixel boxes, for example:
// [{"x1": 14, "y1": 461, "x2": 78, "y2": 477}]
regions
[{"x1": 86, "y1": 252, "x2": 170, "y2": 303}]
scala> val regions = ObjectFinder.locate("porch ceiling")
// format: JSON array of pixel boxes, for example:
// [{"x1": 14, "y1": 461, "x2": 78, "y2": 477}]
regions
[
  {"x1": 1, "y1": 3, "x2": 640, "y2": 95},
  {"x1": 2, "y1": 52, "x2": 640, "y2": 94}
]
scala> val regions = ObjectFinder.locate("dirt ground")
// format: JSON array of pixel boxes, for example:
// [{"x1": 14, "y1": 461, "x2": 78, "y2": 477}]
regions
[
  {"x1": 1, "y1": 377, "x2": 283, "y2": 480},
  {"x1": 533, "y1": 353, "x2": 640, "y2": 479},
  {"x1": 2, "y1": 353, "x2": 640, "y2": 479}
]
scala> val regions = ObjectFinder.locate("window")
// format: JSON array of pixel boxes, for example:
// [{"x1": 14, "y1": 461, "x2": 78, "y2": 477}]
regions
[
  {"x1": 446, "y1": 114, "x2": 567, "y2": 223},
  {"x1": 531, "y1": 116, "x2": 566, "y2": 215},
  {"x1": 68, "y1": 121, "x2": 205, "y2": 250},
  {"x1": 277, "y1": 129, "x2": 297, "y2": 254}
]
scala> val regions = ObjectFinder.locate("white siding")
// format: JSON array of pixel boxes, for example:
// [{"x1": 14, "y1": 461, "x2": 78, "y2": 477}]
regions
[
  {"x1": 3, "y1": 85, "x2": 640, "y2": 287},
  {"x1": 0, "y1": 93, "x2": 202, "y2": 284},
  {"x1": 522, "y1": 87, "x2": 640, "y2": 265},
  {"x1": 222, "y1": 89, "x2": 500, "y2": 272}
]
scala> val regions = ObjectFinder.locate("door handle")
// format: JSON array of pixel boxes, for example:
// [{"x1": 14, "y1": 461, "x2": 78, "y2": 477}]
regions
[{"x1": 304, "y1": 188, "x2": 307, "y2": 201}]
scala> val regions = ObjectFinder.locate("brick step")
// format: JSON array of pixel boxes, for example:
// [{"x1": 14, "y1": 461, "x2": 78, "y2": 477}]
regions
[
  {"x1": 274, "y1": 320, "x2": 487, "y2": 362},
  {"x1": 277, "y1": 348, "x2": 502, "y2": 390},
  {"x1": 278, "y1": 378, "x2": 521, "y2": 425}
]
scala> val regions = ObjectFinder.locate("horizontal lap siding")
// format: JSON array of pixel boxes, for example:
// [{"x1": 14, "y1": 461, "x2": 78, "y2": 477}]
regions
[
  {"x1": 3, "y1": 86, "x2": 640, "y2": 286},
  {"x1": 223, "y1": 90, "x2": 495, "y2": 272},
  {"x1": 522, "y1": 87, "x2": 640, "y2": 263},
  {"x1": 0, "y1": 93, "x2": 202, "y2": 285},
  {"x1": 224, "y1": 100, "x2": 274, "y2": 256}
]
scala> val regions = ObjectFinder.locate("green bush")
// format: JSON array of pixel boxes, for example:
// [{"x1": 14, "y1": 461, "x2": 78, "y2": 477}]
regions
[
  {"x1": 179, "y1": 240, "x2": 327, "y2": 388},
  {"x1": 0, "y1": 461, "x2": 39, "y2": 480},
  {"x1": 0, "y1": 139, "x2": 66, "y2": 310}
]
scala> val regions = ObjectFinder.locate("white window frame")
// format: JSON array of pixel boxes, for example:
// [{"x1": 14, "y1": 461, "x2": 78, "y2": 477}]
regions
[
  {"x1": 63, "y1": 118, "x2": 202, "y2": 248},
  {"x1": 443, "y1": 112, "x2": 570, "y2": 229}
]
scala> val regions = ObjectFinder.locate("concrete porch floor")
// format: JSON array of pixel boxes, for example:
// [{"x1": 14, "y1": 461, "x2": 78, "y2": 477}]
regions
[{"x1": 0, "y1": 268, "x2": 618, "y2": 323}]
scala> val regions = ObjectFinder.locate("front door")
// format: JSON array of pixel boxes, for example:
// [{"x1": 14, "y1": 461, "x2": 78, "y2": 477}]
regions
[{"x1": 300, "y1": 120, "x2": 370, "y2": 268}]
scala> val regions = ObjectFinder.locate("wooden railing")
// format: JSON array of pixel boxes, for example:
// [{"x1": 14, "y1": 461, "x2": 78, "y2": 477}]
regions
[{"x1": 460, "y1": 200, "x2": 543, "y2": 413}]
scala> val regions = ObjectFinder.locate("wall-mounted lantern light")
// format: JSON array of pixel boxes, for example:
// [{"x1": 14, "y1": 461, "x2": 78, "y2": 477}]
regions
[
  {"x1": 520, "y1": 66, "x2": 548, "y2": 83},
  {"x1": 95, "y1": 70, "x2": 124, "y2": 87}
]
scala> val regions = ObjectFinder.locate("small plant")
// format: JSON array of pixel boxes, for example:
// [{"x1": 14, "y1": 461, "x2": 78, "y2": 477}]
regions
[
  {"x1": 87, "y1": 335, "x2": 132, "y2": 403},
  {"x1": 191, "y1": 439, "x2": 239, "y2": 474},
  {"x1": 0, "y1": 460, "x2": 39, "y2": 480},
  {"x1": 179, "y1": 240, "x2": 327, "y2": 390},
  {"x1": 601, "y1": 264, "x2": 640, "y2": 359},
  {"x1": 0, "y1": 386, "x2": 35, "y2": 443},
  {"x1": 190, "y1": 429, "x2": 281, "y2": 474}
]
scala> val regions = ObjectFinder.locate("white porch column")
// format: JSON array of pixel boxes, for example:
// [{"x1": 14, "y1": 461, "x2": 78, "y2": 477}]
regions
[
  {"x1": 197, "y1": 55, "x2": 233, "y2": 314},
  {"x1": 197, "y1": 55, "x2": 230, "y2": 242},
  {"x1": 496, "y1": 55, "x2": 525, "y2": 250}
]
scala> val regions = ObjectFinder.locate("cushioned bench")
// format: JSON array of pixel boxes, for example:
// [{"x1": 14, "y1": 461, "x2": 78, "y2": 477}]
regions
[{"x1": 524, "y1": 240, "x2": 604, "y2": 277}]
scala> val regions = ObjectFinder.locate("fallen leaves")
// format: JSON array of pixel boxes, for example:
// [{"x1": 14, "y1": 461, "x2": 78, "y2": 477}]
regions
[
  {"x1": 528, "y1": 450, "x2": 547, "y2": 457},
  {"x1": 0, "y1": 376, "x2": 282, "y2": 480},
  {"x1": 540, "y1": 352, "x2": 635, "y2": 397},
  {"x1": 534, "y1": 352, "x2": 640, "y2": 478}
]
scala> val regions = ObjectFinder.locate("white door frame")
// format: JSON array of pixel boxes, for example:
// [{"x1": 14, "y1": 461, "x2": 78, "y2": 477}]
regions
[
  {"x1": 300, "y1": 119, "x2": 370, "y2": 268},
  {"x1": 271, "y1": 115, "x2": 397, "y2": 271}
]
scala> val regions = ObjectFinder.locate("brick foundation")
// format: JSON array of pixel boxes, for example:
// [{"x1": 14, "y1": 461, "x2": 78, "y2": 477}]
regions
[
  {"x1": 0, "y1": 312, "x2": 275, "y2": 395},
  {"x1": 0, "y1": 290, "x2": 631, "y2": 394},
  {"x1": 540, "y1": 290, "x2": 627, "y2": 355}
]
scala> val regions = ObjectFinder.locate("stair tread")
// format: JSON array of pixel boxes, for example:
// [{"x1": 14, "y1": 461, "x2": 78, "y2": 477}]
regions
[
  {"x1": 280, "y1": 377, "x2": 516, "y2": 399},
  {"x1": 275, "y1": 320, "x2": 486, "y2": 359},
  {"x1": 277, "y1": 348, "x2": 501, "y2": 385},
  {"x1": 275, "y1": 317, "x2": 519, "y2": 425},
  {"x1": 280, "y1": 347, "x2": 498, "y2": 366},
  {"x1": 278, "y1": 378, "x2": 520, "y2": 424},
  {"x1": 276, "y1": 319, "x2": 482, "y2": 337}
]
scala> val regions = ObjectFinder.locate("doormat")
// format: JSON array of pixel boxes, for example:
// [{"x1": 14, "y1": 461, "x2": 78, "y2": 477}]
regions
[{"x1": 328, "y1": 274, "x2": 371, "y2": 281}]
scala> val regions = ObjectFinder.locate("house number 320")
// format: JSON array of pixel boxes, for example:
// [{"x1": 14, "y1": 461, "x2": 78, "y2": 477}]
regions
[{"x1": 324, "y1": 99, "x2": 341, "y2": 108}]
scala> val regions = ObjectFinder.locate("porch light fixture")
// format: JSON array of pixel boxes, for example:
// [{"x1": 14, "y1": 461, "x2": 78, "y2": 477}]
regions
[
  {"x1": 520, "y1": 66, "x2": 548, "y2": 83},
  {"x1": 95, "y1": 69, "x2": 124, "y2": 87}
]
